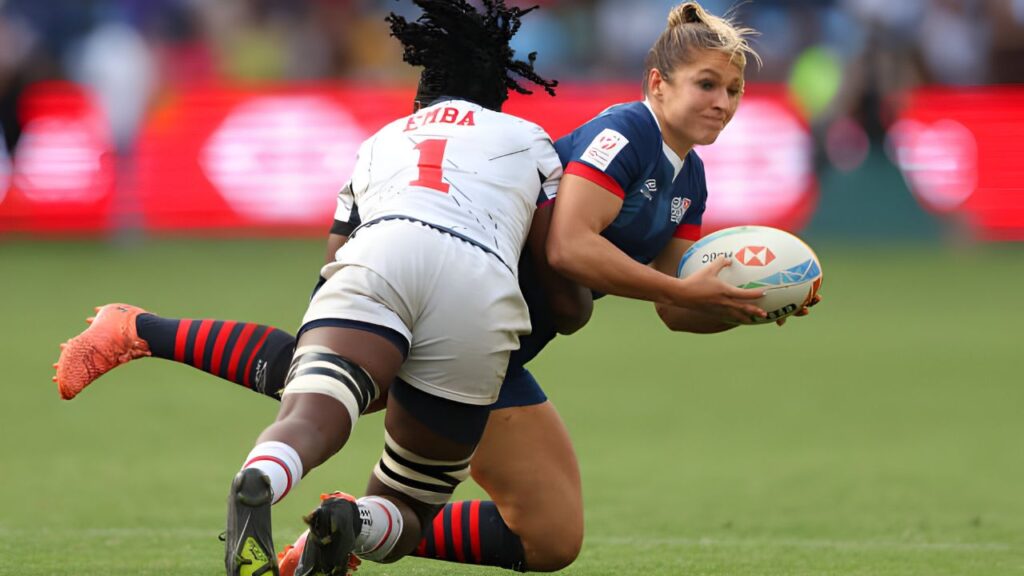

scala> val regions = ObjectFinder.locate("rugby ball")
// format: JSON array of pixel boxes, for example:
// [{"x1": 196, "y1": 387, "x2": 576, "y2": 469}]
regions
[{"x1": 677, "y1": 226, "x2": 823, "y2": 324}]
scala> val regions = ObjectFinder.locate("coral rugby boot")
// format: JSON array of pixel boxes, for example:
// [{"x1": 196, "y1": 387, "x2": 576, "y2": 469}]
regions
[
  {"x1": 53, "y1": 303, "x2": 151, "y2": 400},
  {"x1": 279, "y1": 493, "x2": 362, "y2": 576},
  {"x1": 294, "y1": 492, "x2": 362, "y2": 576},
  {"x1": 277, "y1": 530, "x2": 308, "y2": 576},
  {"x1": 226, "y1": 468, "x2": 278, "y2": 576}
]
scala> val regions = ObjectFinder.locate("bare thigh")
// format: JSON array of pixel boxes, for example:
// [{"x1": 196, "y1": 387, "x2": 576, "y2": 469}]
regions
[
  {"x1": 258, "y1": 326, "x2": 404, "y2": 469},
  {"x1": 364, "y1": 383, "x2": 485, "y2": 557},
  {"x1": 470, "y1": 401, "x2": 583, "y2": 571}
]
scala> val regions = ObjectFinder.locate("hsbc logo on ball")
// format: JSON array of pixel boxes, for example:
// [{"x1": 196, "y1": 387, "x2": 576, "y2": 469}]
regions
[{"x1": 734, "y1": 245, "x2": 775, "y2": 266}]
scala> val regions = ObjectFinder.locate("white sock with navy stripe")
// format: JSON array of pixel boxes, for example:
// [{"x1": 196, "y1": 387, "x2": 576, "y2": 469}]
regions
[{"x1": 242, "y1": 441, "x2": 303, "y2": 504}]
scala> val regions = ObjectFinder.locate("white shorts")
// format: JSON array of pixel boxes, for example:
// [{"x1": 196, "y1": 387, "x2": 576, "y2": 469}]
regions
[{"x1": 300, "y1": 219, "x2": 531, "y2": 405}]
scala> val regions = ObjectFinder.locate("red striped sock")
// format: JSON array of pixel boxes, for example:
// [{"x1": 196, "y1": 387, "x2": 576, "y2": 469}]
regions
[
  {"x1": 135, "y1": 314, "x2": 295, "y2": 396},
  {"x1": 412, "y1": 500, "x2": 525, "y2": 571}
]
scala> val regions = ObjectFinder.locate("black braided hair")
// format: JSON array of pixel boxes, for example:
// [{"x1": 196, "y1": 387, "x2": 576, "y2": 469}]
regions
[{"x1": 386, "y1": 0, "x2": 558, "y2": 112}]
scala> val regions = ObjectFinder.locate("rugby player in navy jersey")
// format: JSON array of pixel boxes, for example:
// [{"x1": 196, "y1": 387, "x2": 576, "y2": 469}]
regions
[
  {"x1": 53, "y1": 2, "x2": 809, "y2": 574},
  {"x1": 547, "y1": 4, "x2": 766, "y2": 332}
]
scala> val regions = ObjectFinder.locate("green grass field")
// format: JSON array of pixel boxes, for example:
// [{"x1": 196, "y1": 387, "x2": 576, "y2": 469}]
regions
[{"x1": 1, "y1": 238, "x2": 1022, "y2": 575}]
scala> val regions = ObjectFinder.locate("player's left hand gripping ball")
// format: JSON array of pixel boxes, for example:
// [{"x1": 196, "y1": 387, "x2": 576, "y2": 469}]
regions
[{"x1": 677, "y1": 226, "x2": 823, "y2": 326}]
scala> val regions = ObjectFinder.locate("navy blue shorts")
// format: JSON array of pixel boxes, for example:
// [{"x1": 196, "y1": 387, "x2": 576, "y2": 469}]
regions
[
  {"x1": 492, "y1": 364, "x2": 547, "y2": 410},
  {"x1": 388, "y1": 368, "x2": 545, "y2": 444},
  {"x1": 390, "y1": 379, "x2": 489, "y2": 446}
]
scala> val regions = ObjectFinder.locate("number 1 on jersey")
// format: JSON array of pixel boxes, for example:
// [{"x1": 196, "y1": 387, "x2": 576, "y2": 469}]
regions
[{"x1": 411, "y1": 138, "x2": 450, "y2": 194}]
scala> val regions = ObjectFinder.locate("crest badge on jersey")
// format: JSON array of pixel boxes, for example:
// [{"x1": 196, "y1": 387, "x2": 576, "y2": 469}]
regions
[
  {"x1": 581, "y1": 128, "x2": 629, "y2": 171},
  {"x1": 671, "y1": 197, "x2": 691, "y2": 224}
]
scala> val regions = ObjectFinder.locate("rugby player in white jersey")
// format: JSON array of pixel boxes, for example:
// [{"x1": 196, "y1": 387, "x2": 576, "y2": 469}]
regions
[{"x1": 217, "y1": 1, "x2": 572, "y2": 574}]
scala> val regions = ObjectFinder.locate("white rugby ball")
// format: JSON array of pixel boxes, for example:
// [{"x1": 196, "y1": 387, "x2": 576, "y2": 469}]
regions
[{"x1": 677, "y1": 225, "x2": 823, "y2": 324}]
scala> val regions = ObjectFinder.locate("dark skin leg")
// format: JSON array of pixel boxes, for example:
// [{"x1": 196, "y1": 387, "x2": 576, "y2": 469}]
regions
[
  {"x1": 255, "y1": 327, "x2": 403, "y2": 471},
  {"x1": 364, "y1": 391, "x2": 482, "y2": 561},
  {"x1": 255, "y1": 326, "x2": 482, "y2": 562}
]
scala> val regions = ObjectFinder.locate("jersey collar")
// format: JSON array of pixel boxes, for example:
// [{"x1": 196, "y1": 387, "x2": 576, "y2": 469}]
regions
[
  {"x1": 643, "y1": 99, "x2": 686, "y2": 181},
  {"x1": 425, "y1": 96, "x2": 486, "y2": 110}
]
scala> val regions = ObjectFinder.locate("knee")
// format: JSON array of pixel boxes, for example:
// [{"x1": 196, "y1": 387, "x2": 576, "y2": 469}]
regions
[
  {"x1": 526, "y1": 536, "x2": 582, "y2": 571},
  {"x1": 486, "y1": 495, "x2": 583, "y2": 572},
  {"x1": 469, "y1": 459, "x2": 500, "y2": 490}
]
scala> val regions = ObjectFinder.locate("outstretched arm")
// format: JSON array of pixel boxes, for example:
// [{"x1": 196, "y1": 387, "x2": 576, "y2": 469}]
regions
[{"x1": 546, "y1": 174, "x2": 766, "y2": 324}]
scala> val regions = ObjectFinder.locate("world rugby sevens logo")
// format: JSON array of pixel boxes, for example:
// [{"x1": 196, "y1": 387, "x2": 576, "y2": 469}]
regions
[
  {"x1": 598, "y1": 135, "x2": 621, "y2": 150},
  {"x1": 734, "y1": 246, "x2": 775, "y2": 267}
]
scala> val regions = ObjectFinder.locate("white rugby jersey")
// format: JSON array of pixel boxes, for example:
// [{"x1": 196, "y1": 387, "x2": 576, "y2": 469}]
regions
[{"x1": 332, "y1": 99, "x2": 562, "y2": 271}]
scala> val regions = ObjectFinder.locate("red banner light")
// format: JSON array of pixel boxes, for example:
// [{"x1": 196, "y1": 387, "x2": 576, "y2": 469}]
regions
[
  {"x1": 0, "y1": 147, "x2": 9, "y2": 207},
  {"x1": 696, "y1": 94, "x2": 817, "y2": 232},
  {"x1": 136, "y1": 86, "x2": 411, "y2": 233},
  {"x1": 5, "y1": 82, "x2": 820, "y2": 236},
  {"x1": 891, "y1": 87, "x2": 1024, "y2": 240},
  {"x1": 0, "y1": 81, "x2": 114, "y2": 233},
  {"x1": 198, "y1": 95, "x2": 369, "y2": 224}
]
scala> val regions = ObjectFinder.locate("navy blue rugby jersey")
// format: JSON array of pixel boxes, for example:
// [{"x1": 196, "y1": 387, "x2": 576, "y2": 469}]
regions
[
  {"x1": 554, "y1": 100, "x2": 707, "y2": 262},
  {"x1": 510, "y1": 100, "x2": 709, "y2": 368}
]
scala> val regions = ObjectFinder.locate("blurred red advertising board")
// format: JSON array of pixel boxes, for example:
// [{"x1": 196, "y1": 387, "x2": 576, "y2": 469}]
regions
[
  {"x1": 0, "y1": 145, "x2": 9, "y2": 208},
  {"x1": 8, "y1": 82, "x2": 1022, "y2": 240},
  {"x1": 0, "y1": 82, "x2": 816, "y2": 235},
  {"x1": 694, "y1": 90, "x2": 816, "y2": 232},
  {"x1": 135, "y1": 86, "x2": 412, "y2": 233},
  {"x1": 890, "y1": 87, "x2": 1024, "y2": 241},
  {"x1": 134, "y1": 83, "x2": 816, "y2": 234},
  {"x1": 0, "y1": 82, "x2": 115, "y2": 233}
]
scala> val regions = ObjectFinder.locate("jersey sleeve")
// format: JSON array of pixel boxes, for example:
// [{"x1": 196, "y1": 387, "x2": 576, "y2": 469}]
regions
[
  {"x1": 528, "y1": 124, "x2": 563, "y2": 208},
  {"x1": 330, "y1": 137, "x2": 372, "y2": 236},
  {"x1": 560, "y1": 110, "x2": 647, "y2": 199},
  {"x1": 330, "y1": 181, "x2": 360, "y2": 236},
  {"x1": 674, "y1": 153, "x2": 708, "y2": 241}
]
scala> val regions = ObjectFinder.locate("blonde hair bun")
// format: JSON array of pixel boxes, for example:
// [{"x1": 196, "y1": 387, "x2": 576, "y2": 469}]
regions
[
  {"x1": 668, "y1": 2, "x2": 706, "y2": 27},
  {"x1": 646, "y1": 0, "x2": 762, "y2": 83}
]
